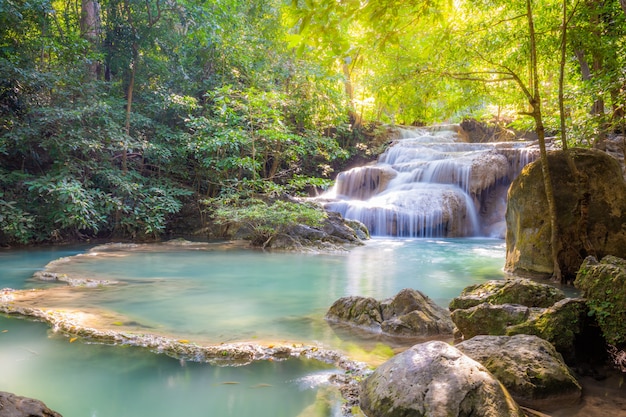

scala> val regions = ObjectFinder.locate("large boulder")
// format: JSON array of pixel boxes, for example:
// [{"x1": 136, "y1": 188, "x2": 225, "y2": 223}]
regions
[
  {"x1": 505, "y1": 148, "x2": 626, "y2": 280},
  {"x1": 575, "y1": 255, "x2": 626, "y2": 349},
  {"x1": 326, "y1": 288, "x2": 455, "y2": 338},
  {"x1": 449, "y1": 278, "x2": 565, "y2": 311},
  {"x1": 359, "y1": 341, "x2": 525, "y2": 417},
  {"x1": 456, "y1": 335, "x2": 582, "y2": 410},
  {"x1": 0, "y1": 392, "x2": 62, "y2": 417}
]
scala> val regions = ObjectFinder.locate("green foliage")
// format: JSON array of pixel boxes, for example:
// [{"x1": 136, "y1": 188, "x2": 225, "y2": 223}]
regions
[
  {"x1": 2, "y1": 0, "x2": 625, "y2": 244},
  {"x1": 211, "y1": 197, "x2": 327, "y2": 246}
]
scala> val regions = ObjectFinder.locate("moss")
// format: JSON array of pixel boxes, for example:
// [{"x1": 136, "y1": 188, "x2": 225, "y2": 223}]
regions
[{"x1": 575, "y1": 256, "x2": 626, "y2": 347}]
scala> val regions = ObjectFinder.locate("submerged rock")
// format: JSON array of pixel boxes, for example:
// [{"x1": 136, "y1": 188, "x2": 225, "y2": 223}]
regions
[
  {"x1": 456, "y1": 335, "x2": 582, "y2": 410},
  {"x1": 359, "y1": 341, "x2": 525, "y2": 417},
  {"x1": 326, "y1": 288, "x2": 454, "y2": 338},
  {"x1": 0, "y1": 392, "x2": 62, "y2": 417}
]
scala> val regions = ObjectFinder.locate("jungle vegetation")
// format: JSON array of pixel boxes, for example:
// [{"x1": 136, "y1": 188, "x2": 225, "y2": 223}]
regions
[{"x1": 1, "y1": 0, "x2": 625, "y2": 245}]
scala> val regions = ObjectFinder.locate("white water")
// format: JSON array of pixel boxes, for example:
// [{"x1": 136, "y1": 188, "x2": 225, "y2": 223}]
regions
[{"x1": 322, "y1": 126, "x2": 538, "y2": 238}]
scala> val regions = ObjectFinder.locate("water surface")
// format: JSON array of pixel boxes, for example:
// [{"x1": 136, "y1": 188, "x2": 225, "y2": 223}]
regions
[
  {"x1": 26, "y1": 238, "x2": 506, "y2": 346},
  {"x1": 0, "y1": 238, "x2": 506, "y2": 417}
]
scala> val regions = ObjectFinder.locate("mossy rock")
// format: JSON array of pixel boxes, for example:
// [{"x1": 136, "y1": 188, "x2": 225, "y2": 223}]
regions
[
  {"x1": 456, "y1": 335, "x2": 582, "y2": 410},
  {"x1": 506, "y1": 298, "x2": 588, "y2": 359},
  {"x1": 575, "y1": 255, "x2": 626, "y2": 348},
  {"x1": 451, "y1": 303, "x2": 538, "y2": 339},
  {"x1": 449, "y1": 278, "x2": 565, "y2": 311}
]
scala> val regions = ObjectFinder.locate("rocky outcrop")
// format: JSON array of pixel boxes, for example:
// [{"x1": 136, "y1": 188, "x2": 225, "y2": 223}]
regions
[
  {"x1": 359, "y1": 341, "x2": 525, "y2": 417},
  {"x1": 451, "y1": 297, "x2": 590, "y2": 362},
  {"x1": 262, "y1": 210, "x2": 369, "y2": 252},
  {"x1": 326, "y1": 288, "x2": 454, "y2": 338},
  {"x1": 575, "y1": 255, "x2": 626, "y2": 349},
  {"x1": 449, "y1": 278, "x2": 565, "y2": 311},
  {"x1": 456, "y1": 335, "x2": 582, "y2": 410},
  {"x1": 0, "y1": 392, "x2": 62, "y2": 417},
  {"x1": 505, "y1": 148, "x2": 626, "y2": 280},
  {"x1": 449, "y1": 278, "x2": 599, "y2": 362}
]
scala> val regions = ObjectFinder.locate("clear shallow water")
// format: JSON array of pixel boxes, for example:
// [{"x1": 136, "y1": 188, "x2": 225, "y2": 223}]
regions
[
  {"x1": 28, "y1": 238, "x2": 506, "y2": 345},
  {"x1": 0, "y1": 315, "x2": 335, "y2": 417},
  {"x1": 0, "y1": 238, "x2": 506, "y2": 417}
]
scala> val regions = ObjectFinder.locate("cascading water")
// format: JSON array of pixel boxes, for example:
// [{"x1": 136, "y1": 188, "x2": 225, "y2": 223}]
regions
[{"x1": 321, "y1": 125, "x2": 539, "y2": 238}]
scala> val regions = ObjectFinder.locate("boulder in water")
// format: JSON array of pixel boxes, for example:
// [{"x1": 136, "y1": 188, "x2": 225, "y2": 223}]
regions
[
  {"x1": 456, "y1": 335, "x2": 582, "y2": 410},
  {"x1": 359, "y1": 341, "x2": 525, "y2": 417},
  {"x1": 326, "y1": 288, "x2": 454, "y2": 338},
  {"x1": 0, "y1": 392, "x2": 62, "y2": 417}
]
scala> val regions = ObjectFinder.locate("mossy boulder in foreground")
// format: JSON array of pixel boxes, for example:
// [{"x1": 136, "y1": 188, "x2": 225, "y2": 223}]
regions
[{"x1": 448, "y1": 278, "x2": 565, "y2": 311}]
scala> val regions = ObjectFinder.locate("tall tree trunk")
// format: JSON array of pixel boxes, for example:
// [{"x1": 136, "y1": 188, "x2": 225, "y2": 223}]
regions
[
  {"x1": 527, "y1": 0, "x2": 562, "y2": 281},
  {"x1": 80, "y1": 0, "x2": 101, "y2": 80},
  {"x1": 123, "y1": 54, "x2": 136, "y2": 174},
  {"x1": 560, "y1": 0, "x2": 595, "y2": 269}
]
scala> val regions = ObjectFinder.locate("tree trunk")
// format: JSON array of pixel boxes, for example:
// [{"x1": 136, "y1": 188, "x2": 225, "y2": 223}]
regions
[
  {"x1": 343, "y1": 59, "x2": 361, "y2": 129},
  {"x1": 80, "y1": 0, "x2": 101, "y2": 80},
  {"x1": 560, "y1": 0, "x2": 595, "y2": 268},
  {"x1": 527, "y1": 0, "x2": 562, "y2": 282},
  {"x1": 123, "y1": 57, "x2": 135, "y2": 174}
]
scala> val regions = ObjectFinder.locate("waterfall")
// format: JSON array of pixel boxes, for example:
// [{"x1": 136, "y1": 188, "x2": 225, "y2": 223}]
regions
[{"x1": 320, "y1": 125, "x2": 539, "y2": 238}]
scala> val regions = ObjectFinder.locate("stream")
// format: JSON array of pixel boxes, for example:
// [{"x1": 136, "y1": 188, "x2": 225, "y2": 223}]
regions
[{"x1": 0, "y1": 238, "x2": 506, "y2": 417}]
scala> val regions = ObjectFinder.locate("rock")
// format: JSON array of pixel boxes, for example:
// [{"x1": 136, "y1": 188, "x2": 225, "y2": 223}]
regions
[
  {"x1": 359, "y1": 341, "x2": 525, "y2": 417},
  {"x1": 575, "y1": 255, "x2": 626, "y2": 348},
  {"x1": 449, "y1": 278, "x2": 566, "y2": 311},
  {"x1": 451, "y1": 294, "x2": 593, "y2": 362},
  {"x1": 326, "y1": 296, "x2": 383, "y2": 332},
  {"x1": 326, "y1": 288, "x2": 454, "y2": 338},
  {"x1": 451, "y1": 302, "x2": 539, "y2": 339},
  {"x1": 456, "y1": 335, "x2": 582, "y2": 410},
  {"x1": 268, "y1": 210, "x2": 369, "y2": 252},
  {"x1": 506, "y1": 298, "x2": 590, "y2": 359},
  {"x1": 468, "y1": 150, "x2": 510, "y2": 195},
  {"x1": 0, "y1": 392, "x2": 62, "y2": 417},
  {"x1": 505, "y1": 148, "x2": 626, "y2": 280}
]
